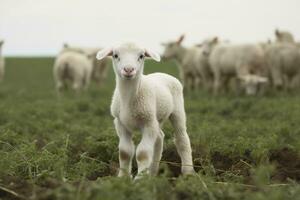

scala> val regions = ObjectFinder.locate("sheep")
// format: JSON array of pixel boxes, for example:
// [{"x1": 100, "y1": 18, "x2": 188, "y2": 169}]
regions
[
  {"x1": 96, "y1": 43, "x2": 195, "y2": 179},
  {"x1": 264, "y1": 42, "x2": 300, "y2": 90},
  {"x1": 0, "y1": 40, "x2": 4, "y2": 82},
  {"x1": 53, "y1": 50, "x2": 93, "y2": 92},
  {"x1": 161, "y1": 35, "x2": 213, "y2": 91},
  {"x1": 200, "y1": 37, "x2": 268, "y2": 95},
  {"x1": 275, "y1": 29, "x2": 295, "y2": 44},
  {"x1": 61, "y1": 44, "x2": 110, "y2": 86}
]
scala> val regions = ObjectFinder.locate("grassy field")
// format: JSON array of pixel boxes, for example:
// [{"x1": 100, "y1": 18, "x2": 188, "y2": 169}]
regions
[{"x1": 0, "y1": 57, "x2": 299, "y2": 200}]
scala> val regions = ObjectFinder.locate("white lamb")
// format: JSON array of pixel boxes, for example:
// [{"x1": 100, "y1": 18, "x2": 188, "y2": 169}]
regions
[
  {"x1": 53, "y1": 51, "x2": 93, "y2": 92},
  {"x1": 96, "y1": 43, "x2": 194, "y2": 178},
  {"x1": 0, "y1": 40, "x2": 5, "y2": 82}
]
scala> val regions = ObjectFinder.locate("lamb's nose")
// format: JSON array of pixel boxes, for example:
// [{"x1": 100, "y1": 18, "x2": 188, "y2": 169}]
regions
[{"x1": 124, "y1": 67, "x2": 134, "y2": 73}]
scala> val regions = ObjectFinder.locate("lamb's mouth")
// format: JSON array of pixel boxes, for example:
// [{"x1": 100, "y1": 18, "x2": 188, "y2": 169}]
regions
[{"x1": 123, "y1": 74, "x2": 135, "y2": 79}]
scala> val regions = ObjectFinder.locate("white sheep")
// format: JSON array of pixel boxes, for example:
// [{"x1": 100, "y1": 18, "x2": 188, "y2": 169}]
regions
[
  {"x1": 200, "y1": 37, "x2": 268, "y2": 95},
  {"x1": 53, "y1": 51, "x2": 93, "y2": 92},
  {"x1": 0, "y1": 40, "x2": 5, "y2": 82},
  {"x1": 96, "y1": 43, "x2": 195, "y2": 178},
  {"x1": 161, "y1": 35, "x2": 212, "y2": 91},
  {"x1": 61, "y1": 44, "x2": 110, "y2": 86},
  {"x1": 265, "y1": 42, "x2": 300, "y2": 90}
]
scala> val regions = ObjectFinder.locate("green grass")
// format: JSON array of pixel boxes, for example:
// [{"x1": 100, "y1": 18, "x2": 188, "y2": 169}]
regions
[{"x1": 0, "y1": 57, "x2": 299, "y2": 200}]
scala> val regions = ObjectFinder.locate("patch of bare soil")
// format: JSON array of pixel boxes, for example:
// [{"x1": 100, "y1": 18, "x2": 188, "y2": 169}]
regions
[
  {"x1": 0, "y1": 175, "x2": 33, "y2": 200},
  {"x1": 270, "y1": 147, "x2": 300, "y2": 182}
]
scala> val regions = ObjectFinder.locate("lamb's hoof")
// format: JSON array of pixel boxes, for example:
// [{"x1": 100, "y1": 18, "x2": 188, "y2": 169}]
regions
[
  {"x1": 182, "y1": 167, "x2": 196, "y2": 176},
  {"x1": 118, "y1": 171, "x2": 133, "y2": 179},
  {"x1": 133, "y1": 171, "x2": 149, "y2": 181},
  {"x1": 133, "y1": 175, "x2": 143, "y2": 181}
]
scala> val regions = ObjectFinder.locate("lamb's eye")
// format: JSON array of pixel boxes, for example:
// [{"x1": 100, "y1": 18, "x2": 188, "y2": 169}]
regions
[
  {"x1": 113, "y1": 54, "x2": 119, "y2": 59},
  {"x1": 139, "y1": 54, "x2": 144, "y2": 60}
]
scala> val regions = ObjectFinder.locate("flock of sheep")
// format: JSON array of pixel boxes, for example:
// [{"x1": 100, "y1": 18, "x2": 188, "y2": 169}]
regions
[
  {"x1": 161, "y1": 29, "x2": 300, "y2": 95},
  {"x1": 1, "y1": 29, "x2": 299, "y2": 96},
  {"x1": 50, "y1": 29, "x2": 300, "y2": 96}
]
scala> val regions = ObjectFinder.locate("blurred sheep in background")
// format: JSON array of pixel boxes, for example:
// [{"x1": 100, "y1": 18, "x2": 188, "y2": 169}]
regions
[
  {"x1": 53, "y1": 49, "x2": 93, "y2": 93},
  {"x1": 53, "y1": 44, "x2": 110, "y2": 93},
  {"x1": 264, "y1": 31, "x2": 300, "y2": 90},
  {"x1": 62, "y1": 44, "x2": 110, "y2": 86},
  {"x1": 198, "y1": 37, "x2": 268, "y2": 95},
  {"x1": 45, "y1": 28, "x2": 300, "y2": 95},
  {"x1": 161, "y1": 35, "x2": 212, "y2": 92}
]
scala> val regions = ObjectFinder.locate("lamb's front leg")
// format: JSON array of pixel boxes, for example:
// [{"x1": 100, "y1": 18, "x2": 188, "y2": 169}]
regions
[
  {"x1": 135, "y1": 121, "x2": 160, "y2": 178},
  {"x1": 114, "y1": 118, "x2": 134, "y2": 177}
]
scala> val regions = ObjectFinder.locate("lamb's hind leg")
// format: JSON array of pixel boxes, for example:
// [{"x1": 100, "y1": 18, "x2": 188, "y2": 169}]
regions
[
  {"x1": 149, "y1": 129, "x2": 164, "y2": 176},
  {"x1": 169, "y1": 98, "x2": 195, "y2": 174}
]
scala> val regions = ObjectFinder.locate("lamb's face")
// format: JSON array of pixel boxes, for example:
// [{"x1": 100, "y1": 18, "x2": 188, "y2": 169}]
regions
[
  {"x1": 239, "y1": 75, "x2": 268, "y2": 95},
  {"x1": 96, "y1": 43, "x2": 160, "y2": 80},
  {"x1": 112, "y1": 44, "x2": 146, "y2": 80}
]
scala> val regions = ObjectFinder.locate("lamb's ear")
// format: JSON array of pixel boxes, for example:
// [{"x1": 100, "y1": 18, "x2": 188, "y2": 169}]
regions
[
  {"x1": 96, "y1": 48, "x2": 113, "y2": 60},
  {"x1": 176, "y1": 34, "x2": 185, "y2": 45},
  {"x1": 0, "y1": 40, "x2": 4, "y2": 46},
  {"x1": 145, "y1": 49, "x2": 161, "y2": 62},
  {"x1": 63, "y1": 43, "x2": 69, "y2": 48}
]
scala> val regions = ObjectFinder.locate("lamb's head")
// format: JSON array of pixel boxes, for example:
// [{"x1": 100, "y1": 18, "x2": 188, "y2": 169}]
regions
[
  {"x1": 198, "y1": 37, "x2": 218, "y2": 57},
  {"x1": 275, "y1": 29, "x2": 295, "y2": 44},
  {"x1": 239, "y1": 74, "x2": 268, "y2": 95},
  {"x1": 161, "y1": 35, "x2": 185, "y2": 60},
  {"x1": 96, "y1": 43, "x2": 160, "y2": 80}
]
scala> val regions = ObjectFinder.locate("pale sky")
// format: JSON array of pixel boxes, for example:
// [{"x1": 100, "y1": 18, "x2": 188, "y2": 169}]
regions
[{"x1": 0, "y1": 0, "x2": 300, "y2": 56}]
